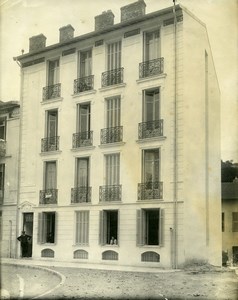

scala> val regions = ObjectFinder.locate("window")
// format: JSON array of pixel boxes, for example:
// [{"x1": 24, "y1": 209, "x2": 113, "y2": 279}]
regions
[
  {"x1": 105, "y1": 154, "x2": 120, "y2": 186},
  {"x1": 38, "y1": 212, "x2": 56, "y2": 244},
  {"x1": 107, "y1": 41, "x2": 121, "y2": 71},
  {"x1": 44, "y1": 110, "x2": 58, "y2": 151},
  {"x1": 144, "y1": 30, "x2": 160, "y2": 61},
  {"x1": 143, "y1": 149, "x2": 160, "y2": 184},
  {"x1": 0, "y1": 164, "x2": 5, "y2": 203},
  {"x1": 222, "y1": 212, "x2": 225, "y2": 232},
  {"x1": 75, "y1": 211, "x2": 89, "y2": 245},
  {"x1": 79, "y1": 50, "x2": 92, "y2": 77},
  {"x1": 45, "y1": 161, "x2": 57, "y2": 190},
  {"x1": 137, "y1": 209, "x2": 164, "y2": 246},
  {"x1": 48, "y1": 59, "x2": 59, "y2": 86},
  {"x1": 76, "y1": 158, "x2": 89, "y2": 188},
  {"x1": 0, "y1": 118, "x2": 6, "y2": 140},
  {"x1": 99, "y1": 210, "x2": 119, "y2": 245},
  {"x1": 143, "y1": 89, "x2": 160, "y2": 123},
  {"x1": 78, "y1": 104, "x2": 91, "y2": 137},
  {"x1": 232, "y1": 212, "x2": 238, "y2": 232}
]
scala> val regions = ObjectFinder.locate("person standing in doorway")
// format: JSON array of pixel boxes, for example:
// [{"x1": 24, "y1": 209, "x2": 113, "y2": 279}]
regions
[{"x1": 17, "y1": 231, "x2": 31, "y2": 258}]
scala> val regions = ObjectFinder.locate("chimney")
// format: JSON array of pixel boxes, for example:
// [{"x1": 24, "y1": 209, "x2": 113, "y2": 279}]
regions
[
  {"x1": 120, "y1": 0, "x2": 146, "y2": 22},
  {"x1": 95, "y1": 10, "x2": 114, "y2": 31},
  {"x1": 59, "y1": 24, "x2": 75, "y2": 43},
  {"x1": 29, "y1": 34, "x2": 46, "y2": 52}
]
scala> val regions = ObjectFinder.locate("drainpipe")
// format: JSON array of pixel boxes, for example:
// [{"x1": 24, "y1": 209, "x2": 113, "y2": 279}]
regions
[
  {"x1": 13, "y1": 57, "x2": 23, "y2": 259},
  {"x1": 172, "y1": 0, "x2": 178, "y2": 269}
]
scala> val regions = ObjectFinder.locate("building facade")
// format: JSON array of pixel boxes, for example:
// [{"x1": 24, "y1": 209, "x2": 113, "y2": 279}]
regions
[
  {"x1": 222, "y1": 182, "x2": 238, "y2": 265},
  {"x1": 0, "y1": 101, "x2": 20, "y2": 258},
  {"x1": 14, "y1": 1, "x2": 221, "y2": 268}
]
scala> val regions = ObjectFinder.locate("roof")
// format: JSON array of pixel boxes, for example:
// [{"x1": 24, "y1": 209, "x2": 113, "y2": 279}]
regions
[{"x1": 222, "y1": 182, "x2": 238, "y2": 200}]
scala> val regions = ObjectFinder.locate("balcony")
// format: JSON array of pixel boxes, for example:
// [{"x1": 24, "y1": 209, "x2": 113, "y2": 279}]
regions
[
  {"x1": 39, "y1": 189, "x2": 58, "y2": 204},
  {"x1": 0, "y1": 139, "x2": 6, "y2": 157},
  {"x1": 138, "y1": 120, "x2": 163, "y2": 139},
  {"x1": 74, "y1": 75, "x2": 94, "y2": 94},
  {"x1": 100, "y1": 126, "x2": 123, "y2": 144},
  {"x1": 139, "y1": 58, "x2": 164, "y2": 78},
  {"x1": 71, "y1": 187, "x2": 92, "y2": 204},
  {"x1": 99, "y1": 185, "x2": 122, "y2": 202},
  {"x1": 138, "y1": 181, "x2": 163, "y2": 200},
  {"x1": 43, "y1": 83, "x2": 61, "y2": 100},
  {"x1": 101, "y1": 68, "x2": 124, "y2": 87},
  {"x1": 41, "y1": 136, "x2": 60, "y2": 152},
  {"x1": 72, "y1": 131, "x2": 93, "y2": 148}
]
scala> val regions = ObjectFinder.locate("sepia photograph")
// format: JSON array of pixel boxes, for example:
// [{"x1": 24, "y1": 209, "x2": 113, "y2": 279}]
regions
[{"x1": 0, "y1": 0, "x2": 237, "y2": 299}]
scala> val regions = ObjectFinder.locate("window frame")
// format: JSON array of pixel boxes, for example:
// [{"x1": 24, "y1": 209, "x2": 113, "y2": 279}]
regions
[
  {"x1": 142, "y1": 88, "x2": 160, "y2": 122},
  {"x1": 78, "y1": 49, "x2": 92, "y2": 78},
  {"x1": 99, "y1": 210, "x2": 119, "y2": 246},
  {"x1": 105, "y1": 96, "x2": 121, "y2": 128},
  {"x1": 107, "y1": 41, "x2": 121, "y2": 71},
  {"x1": 75, "y1": 210, "x2": 90, "y2": 246},
  {"x1": 77, "y1": 103, "x2": 91, "y2": 134},
  {"x1": 47, "y1": 58, "x2": 60, "y2": 86},
  {"x1": 38, "y1": 211, "x2": 57, "y2": 244},
  {"x1": 142, "y1": 148, "x2": 160, "y2": 184},
  {"x1": 75, "y1": 157, "x2": 90, "y2": 188},
  {"x1": 104, "y1": 153, "x2": 120, "y2": 186},
  {"x1": 143, "y1": 29, "x2": 161, "y2": 62},
  {"x1": 43, "y1": 161, "x2": 57, "y2": 190},
  {"x1": 0, "y1": 117, "x2": 7, "y2": 141}
]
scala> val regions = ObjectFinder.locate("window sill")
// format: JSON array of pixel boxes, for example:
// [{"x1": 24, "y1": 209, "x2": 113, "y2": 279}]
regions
[
  {"x1": 99, "y1": 83, "x2": 126, "y2": 92},
  {"x1": 71, "y1": 146, "x2": 96, "y2": 152},
  {"x1": 138, "y1": 245, "x2": 162, "y2": 248},
  {"x1": 41, "y1": 97, "x2": 63, "y2": 105},
  {"x1": 40, "y1": 150, "x2": 62, "y2": 156},
  {"x1": 40, "y1": 243, "x2": 56, "y2": 246},
  {"x1": 137, "y1": 199, "x2": 164, "y2": 203},
  {"x1": 136, "y1": 73, "x2": 167, "y2": 84},
  {"x1": 136, "y1": 136, "x2": 166, "y2": 144},
  {"x1": 72, "y1": 89, "x2": 97, "y2": 98},
  {"x1": 101, "y1": 244, "x2": 119, "y2": 248},
  {"x1": 99, "y1": 142, "x2": 125, "y2": 149},
  {"x1": 72, "y1": 244, "x2": 89, "y2": 247}
]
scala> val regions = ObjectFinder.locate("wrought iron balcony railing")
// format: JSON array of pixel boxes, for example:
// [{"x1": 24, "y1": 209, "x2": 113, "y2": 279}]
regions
[
  {"x1": 43, "y1": 83, "x2": 61, "y2": 100},
  {"x1": 99, "y1": 185, "x2": 122, "y2": 202},
  {"x1": 40, "y1": 189, "x2": 58, "y2": 204},
  {"x1": 71, "y1": 187, "x2": 92, "y2": 203},
  {"x1": 101, "y1": 68, "x2": 124, "y2": 87},
  {"x1": 138, "y1": 120, "x2": 163, "y2": 139},
  {"x1": 0, "y1": 139, "x2": 6, "y2": 157},
  {"x1": 74, "y1": 75, "x2": 94, "y2": 94},
  {"x1": 41, "y1": 136, "x2": 60, "y2": 152},
  {"x1": 100, "y1": 126, "x2": 123, "y2": 144},
  {"x1": 139, "y1": 58, "x2": 164, "y2": 78},
  {"x1": 72, "y1": 131, "x2": 93, "y2": 148},
  {"x1": 138, "y1": 181, "x2": 163, "y2": 200}
]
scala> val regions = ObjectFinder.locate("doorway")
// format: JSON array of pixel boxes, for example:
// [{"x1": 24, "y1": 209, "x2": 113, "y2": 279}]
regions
[{"x1": 23, "y1": 213, "x2": 33, "y2": 257}]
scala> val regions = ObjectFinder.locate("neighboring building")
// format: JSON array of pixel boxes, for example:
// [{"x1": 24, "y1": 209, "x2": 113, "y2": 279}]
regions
[
  {"x1": 14, "y1": 1, "x2": 221, "y2": 268},
  {"x1": 0, "y1": 101, "x2": 20, "y2": 257},
  {"x1": 222, "y1": 182, "x2": 238, "y2": 265}
]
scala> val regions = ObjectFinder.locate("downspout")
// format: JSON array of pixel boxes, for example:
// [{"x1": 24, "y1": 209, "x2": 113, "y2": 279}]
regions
[
  {"x1": 13, "y1": 57, "x2": 23, "y2": 258},
  {"x1": 172, "y1": 0, "x2": 178, "y2": 269}
]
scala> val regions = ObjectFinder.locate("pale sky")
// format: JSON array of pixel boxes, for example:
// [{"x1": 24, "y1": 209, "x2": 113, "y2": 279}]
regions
[{"x1": 0, "y1": 0, "x2": 237, "y2": 161}]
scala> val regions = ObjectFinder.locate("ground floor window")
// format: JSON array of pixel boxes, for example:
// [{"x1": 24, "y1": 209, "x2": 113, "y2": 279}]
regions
[
  {"x1": 38, "y1": 212, "x2": 56, "y2": 244},
  {"x1": 99, "y1": 210, "x2": 119, "y2": 245},
  {"x1": 75, "y1": 211, "x2": 89, "y2": 245},
  {"x1": 232, "y1": 212, "x2": 238, "y2": 232},
  {"x1": 233, "y1": 246, "x2": 238, "y2": 264},
  {"x1": 137, "y1": 208, "x2": 164, "y2": 246}
]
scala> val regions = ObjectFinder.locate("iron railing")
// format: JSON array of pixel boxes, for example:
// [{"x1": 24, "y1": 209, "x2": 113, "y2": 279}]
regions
[
  {"x1": 74, "y1": 75, "x2": 94, "y2": 94},
  {"x1": 139, "y1": 58, "x2": 164, "y2": 78},
  {"x1": 0, "y1": 139, "x2": 6, "y2": 157},
  {"x1": 99, "y1": 185, "x2": 122, "y2": 202},
  {"x1": 101, "y1": 68, "x2": 124, "y2": 87},
  {"x1": 138, "y1": 120, "x2": 163, "y2": 139},
  {"x1": 39, "y1": 189, "x2": 58, "y2": 204},
  {"x1": 43, "y1": 83, "x2": 61, "y2": 100},
  {"x1": 41, "y1": 136, "x2": 60, "y2": 152},
  {"x1": 100, "y1": 126, "x2": 123, "y2": 144},
  {"x1": 138, "y1": 181, "x2": 163, "y2": 200},
  {"x1": 71, "y1": 187, "x2": 92, "y2": 203},
  {"x1": 72, "y1": 131, "x2": 93, "y2": 148}
]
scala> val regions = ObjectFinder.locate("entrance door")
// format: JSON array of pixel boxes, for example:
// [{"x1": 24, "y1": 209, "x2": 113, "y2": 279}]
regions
[{"x1": 23, "y1": 213, "x2": 33, "y2": 257}]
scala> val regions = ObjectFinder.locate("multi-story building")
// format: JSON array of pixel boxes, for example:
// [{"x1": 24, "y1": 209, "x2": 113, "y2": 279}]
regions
[
  {"x1": 14, "y1": 1, "x2": 221, "y2": 268},
  {"x1": 222, "y1": 182, "x2": 238, "y2": 265},
  {"x1": 0, "y1": 100, "x2": 20, "y2": 257}
]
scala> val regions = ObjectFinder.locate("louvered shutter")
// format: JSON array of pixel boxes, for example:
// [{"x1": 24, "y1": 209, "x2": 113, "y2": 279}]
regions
[
  {"x1": 159, "y1": 209, "x2": 164, "y2": 246},
  {"x1": 136, "y1": 210, "x2": 144, "y2": 246},
  {"x1": 37, "y1": 213, "x2": 43, "y2": 244}
]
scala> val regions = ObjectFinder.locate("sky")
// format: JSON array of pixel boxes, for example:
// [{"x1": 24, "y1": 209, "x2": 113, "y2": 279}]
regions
[{"x1": 0, "y1": 0, "x2": 237, "y2": 161}]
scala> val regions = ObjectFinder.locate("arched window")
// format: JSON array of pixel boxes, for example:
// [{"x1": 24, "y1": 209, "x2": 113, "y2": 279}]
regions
[
  {"x1": 102, "y1": 250, "x2": 118, "y2": 261},
  {"x1": 141, "y1": 251, "x2": 160, "y2": 262}
]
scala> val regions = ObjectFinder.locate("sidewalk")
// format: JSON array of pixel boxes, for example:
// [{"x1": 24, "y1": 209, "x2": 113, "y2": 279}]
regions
[{"x1": 1, "y1": 257, "x2": 178, "y2": 273}]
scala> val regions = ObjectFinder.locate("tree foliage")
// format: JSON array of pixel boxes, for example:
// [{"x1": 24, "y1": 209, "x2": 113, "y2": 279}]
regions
[{"x1": 221, "y1": 160, "x2": 238, "y2": 182}]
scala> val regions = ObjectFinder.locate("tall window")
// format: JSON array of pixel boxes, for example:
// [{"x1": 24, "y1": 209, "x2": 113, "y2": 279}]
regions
[
  {"x1": 222, "y1": 212, "x2": 225, "y2": 232},
  {"x1": 232, "y1": 212, "x2": 238, "y2": 232},
  {"x1": 107, "y1": 41, "x2": 121, "y2": 70},
  {"x1": 77, "y1": 104, "x2": 90, "y2": 134},
  {"x1": 143, "y1": 89, "x2": 160, "y2": 122},
  {"x1": 75, "y1": 211, "x2": 89, "y2": 245},
  {"x1": 0, "y1": 118, "x2": 6, "y2": 140},
  {"x1": 46, "y1": 110, "x2": 58, "y2": 151},
  {"x1": 105, "y1": 154, "x2": 120, "y2": 186},
  {"x1": 99, "y1": 210, "x2": 119, "y2": 245},
  {"x1": 79, "y1": 50, "x2": 92, "y2": 77},
  {"x1": 106, "y1": 97, "x2": 120, "y2": 128},
  {"x1": 45, "y1": 161, "x2": 57, "y2": 190},
  {"x1": 137, "y1": 209, "x2": 164, "y2": 246},
  {"x1": 144, "y1": 30, "x2": 160, "y2": 61},
  {"x1": 143, "y1": 149, "x2": 160, "y2": 184},
  {"x1": 0, "y1": 164, "x2": 5, "y2": 203},
  {"x1": 48, "y1": 59, "x2": 59, "y2": 86},
  {"x1": 76, "y1": 158, "x2": 89, "y2": 188},
  {"x1": 38, "y1": 212, "x2": 56, "y2": 244}
]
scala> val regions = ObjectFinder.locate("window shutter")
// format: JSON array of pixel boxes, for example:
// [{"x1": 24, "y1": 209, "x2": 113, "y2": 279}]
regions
[
  {"x1": 159, "y1": 208, "x2": 164, "y2": 246},
  {"x1": 54, "y1": 212, "x2": 57, "y2": 244},
  {"x1": 117, "y1": 210, "x2": 120, "y2": 246},
  {"x1": 99, "y1": 211, "x2": 104, "y2": 245},
  {"x1": 136, "y1": 209, "x2": 144, "y2": 246},
  {"x1": 37, "y1": 213, "x2": 43, "y2": 244}
]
